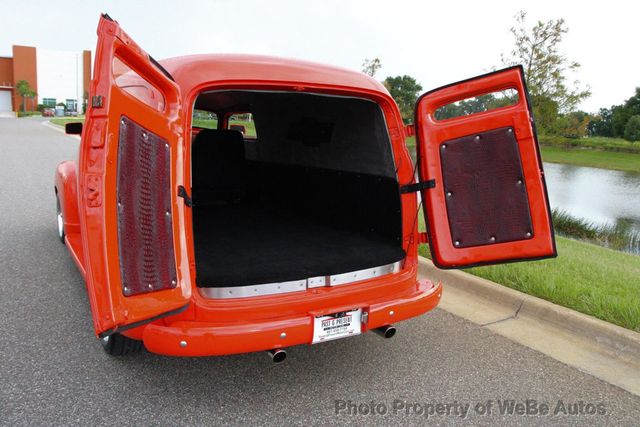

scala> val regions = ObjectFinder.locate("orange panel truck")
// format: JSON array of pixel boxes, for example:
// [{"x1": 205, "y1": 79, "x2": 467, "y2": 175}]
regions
[{"x1": 54, "y1": 14, "x2": 555, "y2": 361}]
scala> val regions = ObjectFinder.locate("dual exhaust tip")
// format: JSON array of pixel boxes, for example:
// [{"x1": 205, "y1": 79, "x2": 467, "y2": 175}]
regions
[
  {"x1": 373, "y1": 324, "x2": 397, "y2": 339},
  {"x1": 267, "y1": 325, "x2": 396, "y2": 363},
  {"x1": 268, "y1": 348, "x2": 287, "y2": 363}
]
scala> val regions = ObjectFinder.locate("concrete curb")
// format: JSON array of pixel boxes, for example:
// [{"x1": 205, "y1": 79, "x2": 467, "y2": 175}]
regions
[
  {"x1": 41, "y1": 120, "x2": 81, "y2": 140},
  {"x1": 418, "y1": 257, "x2": 640, "y2": 396}
]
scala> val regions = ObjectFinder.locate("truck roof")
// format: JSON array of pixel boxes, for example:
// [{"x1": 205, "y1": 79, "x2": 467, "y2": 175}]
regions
[{"x1": 160, "y1": 54, "x2": 389, "y2": 95}]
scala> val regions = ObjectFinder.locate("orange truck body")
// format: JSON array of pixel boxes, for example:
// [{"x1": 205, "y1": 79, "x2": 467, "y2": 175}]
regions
[{"x1": 54, "y1": 15, "x2": 555, "y2": 357}]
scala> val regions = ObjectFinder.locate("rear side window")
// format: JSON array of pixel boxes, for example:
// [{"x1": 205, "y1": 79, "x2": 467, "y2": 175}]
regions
[
  {"x1": 112, "y1": 57, "x2": 165, "y2": 111},
  {"x1": 193, "y1": 109, "x2": 218, "y2": 129},
  {"x1": 226, "y1": 113, "x2": 257, "y2": 138},
  {"x1": 434, "y1": 88, "x2": 519, "y2": 121}
]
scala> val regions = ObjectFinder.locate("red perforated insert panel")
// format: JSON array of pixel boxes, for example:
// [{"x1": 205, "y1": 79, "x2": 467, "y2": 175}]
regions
[
  {"x1": 116, "y1": 116, "x2": 176, "y2": 296},
  {"x1": 439, "y1": 126, "x2": 533, "y2": 248}
]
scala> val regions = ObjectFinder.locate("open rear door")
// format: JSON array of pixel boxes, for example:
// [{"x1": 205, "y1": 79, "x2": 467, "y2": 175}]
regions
[
  {"x1": 79, "y1": 14, "x2": 189, "y2": 337},
  {"x1": 415, "y1": 66, "x2": 556, "y2": 268}
]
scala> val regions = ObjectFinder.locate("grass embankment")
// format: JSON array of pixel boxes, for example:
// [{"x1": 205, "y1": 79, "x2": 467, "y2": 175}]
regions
[
  {"x1": 466, "y1": 239, "x2": 640, "y2": 332},
  {"x1": 538, "y1": 135, "x2": 640, "y2": 154},
  {"x1": 540, "y1": 146, "x2": 640, "y2": 173},
  {"x1": 417, "y1": 215, "x2": 640, "y2": 331},
  {"x1": 49, "y1": 117, "x2": 84, "y2": 127}
]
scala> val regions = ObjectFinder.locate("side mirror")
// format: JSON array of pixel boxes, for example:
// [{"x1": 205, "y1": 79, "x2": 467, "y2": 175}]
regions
[{"x1": 65, "y1": 122, "x2": 83, "y2": 135}]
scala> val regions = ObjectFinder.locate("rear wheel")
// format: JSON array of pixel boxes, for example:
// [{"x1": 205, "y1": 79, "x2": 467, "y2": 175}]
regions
[
  {"x1": 100, "y1": 333, "x2": 144, "y2": 356},
  {"x1": 56, "y1": 194, "x2": 65, "y2": 244}
]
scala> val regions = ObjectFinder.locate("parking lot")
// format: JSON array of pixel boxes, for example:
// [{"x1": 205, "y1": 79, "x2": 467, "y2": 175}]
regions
[{"x1": 1, "y1": 117, "x2": 639, "y2": 425}]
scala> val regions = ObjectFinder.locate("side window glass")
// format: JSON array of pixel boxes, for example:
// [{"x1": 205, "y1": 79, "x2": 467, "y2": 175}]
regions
[
  {"x1": 227, "y1": 113, "x2": 257, "y2": 138},
  {"x1": 434, "y1": 88, "x2": 519, "y2": 121},
  {"x1": 193, "y1": 109, "x2": 218, "y2": 129}
]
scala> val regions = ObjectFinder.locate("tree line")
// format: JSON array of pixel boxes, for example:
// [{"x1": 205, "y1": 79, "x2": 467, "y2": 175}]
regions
[
  {"x1": 365, "y1": 11, "x2": 640, "y2": 142},
  {"x1": 588, "y1": 89, "x2": 640, "y2": 141}
]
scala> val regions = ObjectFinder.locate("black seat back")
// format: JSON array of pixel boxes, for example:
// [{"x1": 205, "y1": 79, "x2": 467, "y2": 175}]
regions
[{"x1": 192, "y1": 129, "x2": 246, "y2": 205}]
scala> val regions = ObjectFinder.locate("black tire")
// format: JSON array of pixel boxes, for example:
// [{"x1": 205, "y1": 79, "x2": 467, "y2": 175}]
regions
[
  {"x1": 100, "y1": 333, "x2": 144, "y2": 356},
  {"x1": 56, "y1": 194, "x2": 65, "y2": 244}
]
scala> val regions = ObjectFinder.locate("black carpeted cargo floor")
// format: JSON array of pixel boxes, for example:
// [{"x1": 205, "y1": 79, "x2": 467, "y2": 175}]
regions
[{"x1": 193, "y1": 204, "x2": 406, "y2": 288}]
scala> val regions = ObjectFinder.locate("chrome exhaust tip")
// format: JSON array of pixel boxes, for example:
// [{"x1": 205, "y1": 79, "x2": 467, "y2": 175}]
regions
[
  {"x1": 268, "y1": 349, "x2": 287, "y2": 363},
  {"x1": 373, "y1": 325, "x2": 396, "y2": 339}
]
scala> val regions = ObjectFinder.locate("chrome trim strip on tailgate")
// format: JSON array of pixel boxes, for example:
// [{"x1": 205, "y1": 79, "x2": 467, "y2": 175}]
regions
[{"x1": 198, "y1": 261, "x2": 402, "y2": 299}]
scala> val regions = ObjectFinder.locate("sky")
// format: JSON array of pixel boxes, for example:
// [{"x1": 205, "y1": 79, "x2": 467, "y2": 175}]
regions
[{"x1": 0, "y1": 0, "x2": 637, "y2": 113}]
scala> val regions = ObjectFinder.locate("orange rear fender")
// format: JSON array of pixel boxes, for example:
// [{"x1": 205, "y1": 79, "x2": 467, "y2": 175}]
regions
[{"x1": 55, "y1": 161, "x2": 80, "y2": 235}]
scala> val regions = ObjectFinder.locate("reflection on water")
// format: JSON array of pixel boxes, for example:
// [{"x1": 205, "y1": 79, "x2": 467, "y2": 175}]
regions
[{"x1": 543, "y1": 162, "x2": 640, "y2": 235}]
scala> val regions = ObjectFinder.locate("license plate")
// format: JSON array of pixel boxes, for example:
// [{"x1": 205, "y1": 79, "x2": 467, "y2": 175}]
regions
[{"x1": 312, "y1": 309, "x2": 362, "y2": 343}]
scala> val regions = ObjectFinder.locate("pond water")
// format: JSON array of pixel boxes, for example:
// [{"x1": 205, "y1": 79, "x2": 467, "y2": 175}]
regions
[
  {"x1": 409, "y1": 149, "x2": 640, "y2": 252},
  {"x1": 543, "y1": 162, "x2": 640, "y2": 235}
]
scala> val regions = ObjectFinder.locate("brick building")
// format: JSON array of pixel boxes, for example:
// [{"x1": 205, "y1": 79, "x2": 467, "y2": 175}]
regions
[{"x1": 0, "y1": 46, "x2": 91, "y2": 115}]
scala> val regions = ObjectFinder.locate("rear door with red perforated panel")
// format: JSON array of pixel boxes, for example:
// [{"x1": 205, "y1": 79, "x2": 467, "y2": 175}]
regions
[
  {"x1": 414, "y1": 66, "x2": 556, "y2": 268},
  {"x1": 79, "y1": 14, "x2": 189, "y2": 337}
]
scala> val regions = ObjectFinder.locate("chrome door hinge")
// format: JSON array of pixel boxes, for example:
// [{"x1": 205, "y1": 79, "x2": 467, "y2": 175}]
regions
[{"x1": 361, "y1": 311, "x2": 369, "y2": 325}]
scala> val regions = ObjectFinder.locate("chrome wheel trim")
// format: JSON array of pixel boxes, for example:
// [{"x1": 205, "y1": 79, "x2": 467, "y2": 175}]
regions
[
  {"x1": 57, "y1": 212, "x2": 64, "y2": 238},
  {"x1": 100, "y1": 335, "x2": 110, "y2": 349}
]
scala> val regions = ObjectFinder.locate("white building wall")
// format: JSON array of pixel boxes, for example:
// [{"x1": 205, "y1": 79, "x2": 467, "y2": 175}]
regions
[
  {"x1": 36, "y1": 49, "x2": 84, "y2": 111},
  {"x1": 0, "y1": 89, "x2": 12, "y2": 112}
]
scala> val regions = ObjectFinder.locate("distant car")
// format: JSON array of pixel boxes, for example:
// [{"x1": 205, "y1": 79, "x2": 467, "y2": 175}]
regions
[
  {"x1": 54, "y1": 14, "x2": 556, "y2": 360},
  {"x1": 42, "y1": 108, "x2": 54, "y2": 117}
]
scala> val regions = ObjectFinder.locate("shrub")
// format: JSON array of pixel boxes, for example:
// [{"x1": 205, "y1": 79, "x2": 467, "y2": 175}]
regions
[
  {"x1": 17, "y1": 111, "x2": 40, "y2": 117},
  {"x1": 624, "y1": 115, "x2": 640, "y2": 142},
  {"x1": 552, "y1": 209, "x2": 640, "y2": 253}
]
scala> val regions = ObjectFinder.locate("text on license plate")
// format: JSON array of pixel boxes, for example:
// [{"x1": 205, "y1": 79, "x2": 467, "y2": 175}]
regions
[{"x1": 312, "y1": 308, "x2": 362, "y2": 343}]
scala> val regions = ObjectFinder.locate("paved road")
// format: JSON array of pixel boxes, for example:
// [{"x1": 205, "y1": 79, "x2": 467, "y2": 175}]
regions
[{"x1": 1, "y1": 117, "x2": 639, "y2": 426}]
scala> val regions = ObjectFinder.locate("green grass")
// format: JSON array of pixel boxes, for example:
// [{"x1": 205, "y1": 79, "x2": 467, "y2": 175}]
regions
[
  {"x1": 192, "y1": 118, "x2": 218, "y2": 129},
  {"x1": 406, "y1": 135, "x2": 640, "y2": 173},
  {"x1": 540, "y1": 146, "x2": 640, "y2": 173},
  {"x1": 539, "y1": 135, "x2": 640, "y2": 154},
  {"x1": 49, "y1": 117, "x2": 84, "y2": 127},
  {"x1": 465, "y1": 238, "x2": 640, "y2": 332},
  {"x1": 17, "y1": 111, "x2": 42, "y2": 117},
  {"x1": 418, "y1": 212, "x2": 640, "y2": 331}
]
